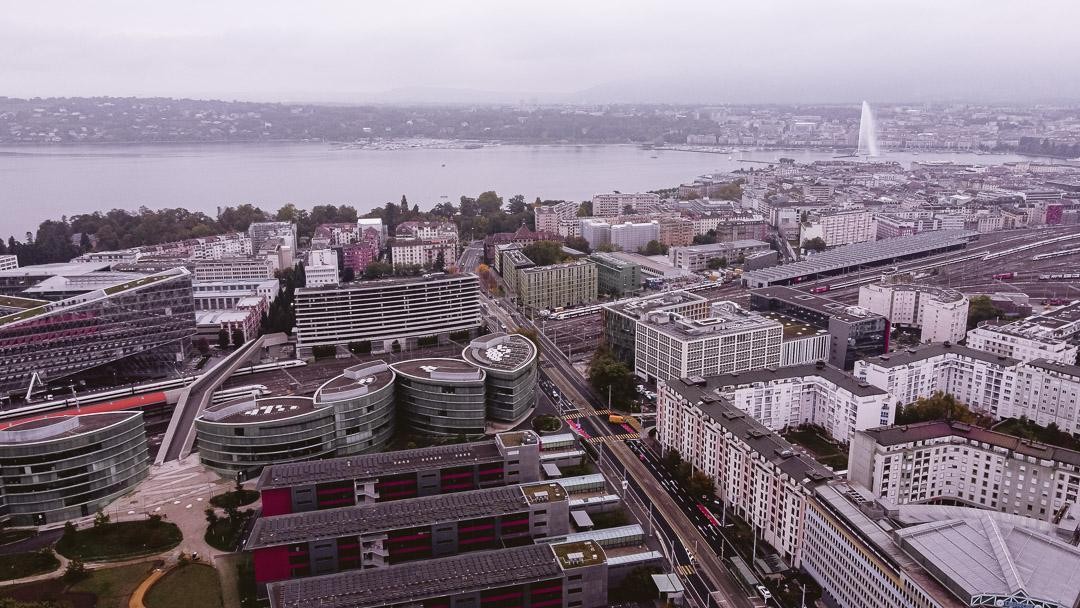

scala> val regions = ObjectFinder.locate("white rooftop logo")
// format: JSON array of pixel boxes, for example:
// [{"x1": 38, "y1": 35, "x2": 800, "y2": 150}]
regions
[
  {"x1": 420, "y1": 365, "x2": 439, "y2": 373},
  {"x1": 243, "y1": 404, "x2": 300, "y2": 416},
  {"x1": 485, "y1": 343, "x2": 512, "y2": 362}
]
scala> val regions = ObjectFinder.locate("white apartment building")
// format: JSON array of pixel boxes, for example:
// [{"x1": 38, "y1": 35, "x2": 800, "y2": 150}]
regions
[
  {"x1": 0, "y1": 255, "x2": 17, "y2": 271},
  {"x1": 966, "y1": 301, "x2": 1080, "y2": 364},
  {"x1": 801, "y1": 209, "x2": 877, "y2": 248},
  {"x1": 668, "y1": 240, "x2": 771, "y2": 271},
  {"x1": 803, "y1": 483, "x2": 967, "y2": 608},
  {"x1": 855, "y1": 343, "x2": 1020, "y2": 417},
  {"x1": 656, "y1": 377, "x2": 834, "y2": 565},
  {"x1": 858, "y1": 282, "x2": 969, "y2": 343},
  {"x1": 710, "y1": 363, "x2": 895, "y2": 443},
  {"x1": 1014, "y1": 360, "x2": 1080, "y2": 436},
  {"x1": 579, "y1": 219, "x2": 611, "y2": 250},
  {"x1": 193, "y1": 257, "x2": 275, "y2": 282},
  {"x1": 609, "y1": 221, "x2": 659, "y2": 253},
  {"x1": 592, "y1": 192, "x2": 660, "y2": 217},
  {"x1": 395, "y1": 221, "x2": 459, "y2": 242},
  {"x1": 294, "y1": 273, "x2": 482, "y2": 350},
  {"x1": 634, "y1": 302, "x2": 783, "y2": 383},
  {"x1": 848, "y1": 421, "x2": 1080, "y2": 524},
  {"x1": 305, "y1": 249, "x2": 340, "y2": 288},
  {"x1": 248, "y1": 221, "x2": 297, "y2": 252},
  {"x1": 390, "y1": 239, "x2": 456, "y2": 269},
  {"x1": 535, "y1": 201, "x2": 581, "y2": 234},
  {"x1": 192, "y1": 279, "x2": 280, "y2": 311}
]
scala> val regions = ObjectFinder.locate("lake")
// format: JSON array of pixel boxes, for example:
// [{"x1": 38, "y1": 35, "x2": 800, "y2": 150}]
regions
[{"x1": 0, "y1": 143, "x2": 1031, "y2": 236}]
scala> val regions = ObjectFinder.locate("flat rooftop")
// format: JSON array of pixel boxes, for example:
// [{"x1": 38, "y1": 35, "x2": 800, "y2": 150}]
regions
[
  {"x1": 744, "y1": 229, "x2": 977, "y2": 286},
  {"x1": 0, "y1": 412, "x2": 139, "y2": 444},
  {"x1": 1026, "y1": 358, "x2": 1080, "y2": 378},
  {"x1": 605, "y1": 290, "x2": 708, "y2": 320},
  {"x1": 0, "y1": 261, "x2": 112, "y2": 277},
  {"x1": 675, "y1": 240, "x2": 770, "y2": 254},
  {"x1": 861, "y1": 342, "x2": 1019, "y2": 369},
  {"x1": 296, "y1": 272, "x2": 478, "y2": 294},
  {"x1": 462, "y1": 332, "x2": 537, "y2": 372},
  {"x1": 858, "y1": 420, "x2": 1080, "y2": 468},
  {"x1": 664, "y1": 377, "x2": 834, "y2": 483},
  {"x1": 247, "y1": 483, "x2": 564, "y2": 549},
  {"x1": 706, "y1": 363, "x2": 888, "y2": 398},
  {"x1": 257, "y1": 438, "x2": 505, "y2": 490},
  {"x1": 638, "y1": 305, "x2": 780, "y2": 341},
  {"x1": 391, "y1": 357, "x2": 485, "y2": 382},
  {"x1": 200, "y1": 396, "x2": 318, "y2": 424},
  {"x1": 314, "y1": 361, "x2": 395, "y2": 400},
  {"x1": 751, "y1": 285, "x2": 887, "y2": 324},
  {"x1": 268, "y1": 544, "x2": 566, "y2": 608},
  {"x1": 864, "y1": 282, "x2": 966, "y2": 303},
  {"x1": 759, "y1": 310, "x2": 830, "y2": 340}
]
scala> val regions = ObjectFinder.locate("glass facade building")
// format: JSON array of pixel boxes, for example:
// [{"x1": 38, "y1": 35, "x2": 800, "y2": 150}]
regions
[
  {"x1": 391, "y1": 358, "x2": 487, "y2": 436},
  {"x1": 461, "y1": 333, "x2": 538, "y2": 423},
  {"x1": 0, "y1": 412, "x2": 150, "y2": 525},
  {"x1": 0, "y1": 268, "x2": 197, "y2": 399}
]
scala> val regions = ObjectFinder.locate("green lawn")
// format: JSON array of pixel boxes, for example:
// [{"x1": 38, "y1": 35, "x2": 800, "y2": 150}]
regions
[
  {"x1": 209, "y1": 489, "x2": 259, "y2": 509},
  {"x1": 0, "y1": 550, "x2": 59, "y2": 581},
  {"x1": 994, "y1": 418, "x2": 1080, "y2": 451},
  {"x1": 783, "y1": 427, "x2": 848, "y2": 470},
  {"x1": 145, "y1": 564, "x2": 223, "y2": 608},
  {"x1": 205, "y1": 514, "x2": 253, "y2": 552},
  {"x1": 57, "y1": 520, "x2": 182, "y2": 561},
  {"x1": 69, "y1": 562, "x2": 158, "y2": 608},
  {"x1": 532, "y1": 414, "x2": 562, "y2": 433}
]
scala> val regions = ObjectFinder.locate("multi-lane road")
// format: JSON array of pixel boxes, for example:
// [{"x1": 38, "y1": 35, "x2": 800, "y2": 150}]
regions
[{"x1": 479, "y1": 288, "x2": 769, "y2": 607}]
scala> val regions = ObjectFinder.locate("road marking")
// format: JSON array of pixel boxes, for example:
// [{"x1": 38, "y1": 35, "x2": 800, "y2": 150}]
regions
[{"x1": 676, "y1": 564, "x2": 696, "y2": 576}]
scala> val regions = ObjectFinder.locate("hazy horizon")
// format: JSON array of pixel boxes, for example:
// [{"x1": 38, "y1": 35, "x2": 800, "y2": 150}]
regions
[{"x1": 3, "y1": 1, "x2": 1079, "y2": 105}]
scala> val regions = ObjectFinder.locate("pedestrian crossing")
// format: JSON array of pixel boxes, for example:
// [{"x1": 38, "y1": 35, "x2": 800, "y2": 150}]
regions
[
  {"x1": 562, "y1": 408, "x2": 613, "y2": 420},
  {"x1": 675, "y1": 564, "x2": 696, "y2": 576}
]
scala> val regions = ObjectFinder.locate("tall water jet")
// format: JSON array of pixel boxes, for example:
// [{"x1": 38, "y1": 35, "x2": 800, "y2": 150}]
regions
[{"x1": 857, "y1": 100, "x2": 879, "y2": 157}]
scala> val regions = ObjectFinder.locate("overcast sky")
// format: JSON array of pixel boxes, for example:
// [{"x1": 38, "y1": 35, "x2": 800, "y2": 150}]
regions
[{"x1": 2, "y1": 0, "x2": 1078, "y2": 104}]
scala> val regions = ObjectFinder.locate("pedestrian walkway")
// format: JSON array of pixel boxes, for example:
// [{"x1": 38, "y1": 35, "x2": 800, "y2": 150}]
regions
[{"x1": 128, "y1": 566, "x2": 166, "y2": 608}]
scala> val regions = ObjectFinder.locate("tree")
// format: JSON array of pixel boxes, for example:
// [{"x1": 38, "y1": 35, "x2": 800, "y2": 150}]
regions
[
  {"x1": 218, "y1": 329, "x2": 230, "y2": 350},
  {"x1": 93, "y1": 510, "x2": 109, "y2": 527},
  {"x1": 662, "y1": 448, "x2": 682, "y2": 475},
  {"x1": 706, "y1": 257, "x2": 728, "y2": 270},
  {"x1": 522, "y1": 241, "x2": 565, "y2": 266},
  {"x1": 693, "y1": 230, "x2": 718, "y2": 245},
  {"x1": 342, "y1": 267, "x2": 355, "y2": 283},
  {"x1": 62, "y1": 560, "x2": 89, "y2": 583},
  {"x1": 400, "y1": 195, "x2": 409, "y2": 214},
  {"x1": 364, "y1": 260, "x2": 394, "y2": 279},
  {"x1": 967, "y1": 295, "x2": 1003, "y2": 330},
  {"x1": 564, "y1": 236, "x2": 591, "y2": 253},
  {"x1": 641, "y1": 240, "x2": 667, "y2": 256},
  {"x1": 803, "y1": 236, "x2": 827, "y2": 252},
  {"x1": 895, "y1": 392, "x2": 980, "y2": 425},
  {"x1": 587, "y1": 348, "x2": 636, "y2": 409},
  {"x1": 477, "y1": 191, "x2": 503, "y2": 214},
  {"x1": 433, "y1": 251, "x2": 446, "y2": 273},
  {"x1": 576, "y1": 201, "x2": 592, "y2": 217},
  {"x1": 608, "y1": 566, "x2": 661, "y2": 603},
  {"x1": 205, "y1": 508, "x2": 219, "y2": 527},
  {"x1": 623, "y1": 204, "x2": 635, "y2": 215},
  {"x1": 508, "y1": 194, "x2": 527, "y2": 215},
  {"x1": 687, "y1": 470, "x2": 717, "y2": 499},
  {"x1": 194, "y1": 337, "x2": 211, "y2": 356},
  {"x1": 231, "y1": 328, "x2": 245, "y2": 347}
]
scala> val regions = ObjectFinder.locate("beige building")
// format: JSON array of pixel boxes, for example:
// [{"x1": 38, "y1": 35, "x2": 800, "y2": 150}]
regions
[
  {"x1": 515, "y1": 260, "x2": 598, "y2": 311},
  {"x1": 657, "y1": 218, "x2": 695, "y2": 247}
]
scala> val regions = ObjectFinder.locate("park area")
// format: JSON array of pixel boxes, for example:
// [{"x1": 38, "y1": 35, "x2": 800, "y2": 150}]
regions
[
  {"x1": 0, "y1": 562, "x2": 158, "y2": 608},
  {"x1": 56, "y1": 519, "x2": 182, "y2": 562},
  {"x1": 144, "y1": 563, "x2": 224, "y2": 608}
]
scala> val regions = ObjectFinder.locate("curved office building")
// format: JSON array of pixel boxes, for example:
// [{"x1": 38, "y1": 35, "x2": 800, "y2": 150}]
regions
[
  {"x1": 314, "y1": 360, "x2": 396, "y2": 455},
  {"x1": 391, "y1": 358, "x2": 487, "y2": 436},
  {"x1": 461, "y1": 333, "x2": 538, "y2": 423},
  {"x1": 0, "y1": 412, "x2": 150, "y2": 525},
  {"x1": 196, "y1": 395, "x2": 337, "y2": 476}
]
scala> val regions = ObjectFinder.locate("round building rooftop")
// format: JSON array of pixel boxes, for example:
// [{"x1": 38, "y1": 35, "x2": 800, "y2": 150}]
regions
[
  {"x1": 461, "y1": 333, "x2": 537, "y2": 373},
  {"x1": 315, "y1": 360, "x2": 396, "y2": 402},
  {"x1": 391, "y1": 358, "x2": 485, "y2": 382},
  {"x1": 199, "y1": 395, "x2": 319, "y2": 425}
]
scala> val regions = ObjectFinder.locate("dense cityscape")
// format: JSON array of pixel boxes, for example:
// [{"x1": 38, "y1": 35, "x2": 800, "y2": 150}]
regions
[
  {"x1": 2, "y1": 107, "x2": 1080, "y2": 607},
  {"x1": 4, "y1": 1, "x2": 1080, "y2": 607}
]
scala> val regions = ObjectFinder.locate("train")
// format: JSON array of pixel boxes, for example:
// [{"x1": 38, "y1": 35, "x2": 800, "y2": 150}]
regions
[
  {"x1": 1039, "y1": 273, "x2": 1080, "y2": 281},
  {"x1": 992, "y1": 272, "x2": 1015, "y2": 280},
  {"x1": 810, "y1": 285, "x2": 831, "y2": 294}
]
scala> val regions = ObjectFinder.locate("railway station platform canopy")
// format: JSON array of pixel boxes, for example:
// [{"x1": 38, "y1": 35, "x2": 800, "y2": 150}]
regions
[{"x1": 743, "y1": 229, "x2": 978, "y2": 288}]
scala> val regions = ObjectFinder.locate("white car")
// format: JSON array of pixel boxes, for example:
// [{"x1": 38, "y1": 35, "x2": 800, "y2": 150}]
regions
[{"x1": 756, "y1": 585, "x2": 772, "y2": 600}]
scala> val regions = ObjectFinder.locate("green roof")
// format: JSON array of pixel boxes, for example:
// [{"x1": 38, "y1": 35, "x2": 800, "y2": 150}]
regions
[
  {"x1": 0, "y1": 295, "x2": 48, "y2": 310},
  {"x1": 551, "y1": 540, "x2": 605, "y2": 569}
]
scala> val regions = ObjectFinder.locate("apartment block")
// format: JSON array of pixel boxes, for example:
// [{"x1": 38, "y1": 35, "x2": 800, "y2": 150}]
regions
[
  {"x1": 587, "y1": 253, "x2": 641, "y2": 297},
  {"x1": 859, "y1": 282, "x2": 969, "y2": 343},
  {"x1": 592, "y1": 192, "x2": 660, "y2": 216},
  {"x1": 194, "y1": 256, "x2": 275, "y2": 282},
  {"x1": 669, "y1": 240, "x2": 771, "y2": 271},
  {"x1": 707, "y1": 362, "x2": 894, "y2": 443},
  {"x1": 657, "y1": 218, "x2": 695, "y2": 247},
  {"x1": 966, "y1": 301, "x2": 1080, "y2": 364},
  {"x1": 634, "y1": 302, "x2": 783, "y2": 383},
  {"x1": 516, "y1": 260, "x2": 598, "y2": 311},
  {"x1": 656, "y1": 378, "x2": 833, "y2": 564},
  {"x1": 535, "y1": 201, "x2": 581, "y2": 234},
  {"x1": 801, "y1": 209, "x2": 877, "y2": 247},
  {"x1": 602, "y1": 291, "x2": 710, "y2": 365}
]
